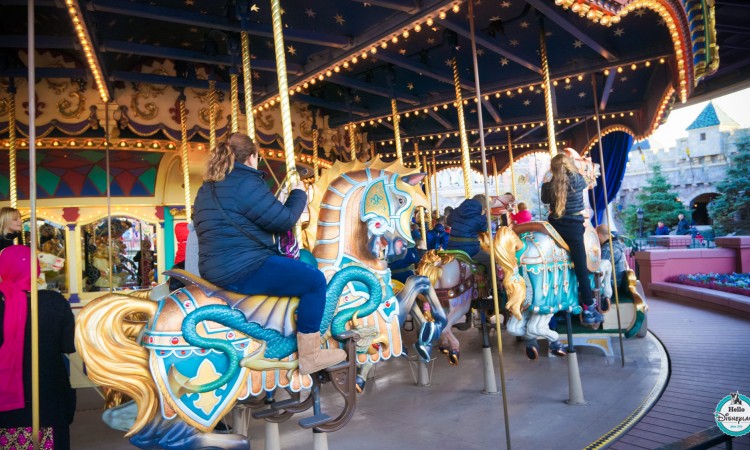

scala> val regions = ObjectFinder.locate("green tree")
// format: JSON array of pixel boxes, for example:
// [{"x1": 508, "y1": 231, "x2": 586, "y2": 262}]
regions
[
  {"x1": 623, "y1": 164, "x2": 685, "y2": 236},
  {"x1": 708, "y1": 135, "x2": 750, "y2": 235}
]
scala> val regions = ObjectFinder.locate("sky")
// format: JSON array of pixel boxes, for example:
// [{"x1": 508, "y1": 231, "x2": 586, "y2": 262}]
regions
[{"x1": 649, "y1": 86, "x2": 750, "y2": 148}]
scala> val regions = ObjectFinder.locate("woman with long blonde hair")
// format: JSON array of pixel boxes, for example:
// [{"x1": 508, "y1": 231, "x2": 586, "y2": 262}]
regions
[
  {"x1": 192, "y1": 132, "x2": 345, "y2": 375},
  {"x1": 0, "y1": 207, "x2": 22, "y2": 251},
  {"x1": 541, "y1": 154, "x2": 602, "y2": 327}
]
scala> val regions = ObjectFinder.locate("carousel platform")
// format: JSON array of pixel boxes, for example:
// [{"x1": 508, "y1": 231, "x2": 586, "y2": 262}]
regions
[{"x1": 70, "y1": 308, "x2": 669, "y2": 450}]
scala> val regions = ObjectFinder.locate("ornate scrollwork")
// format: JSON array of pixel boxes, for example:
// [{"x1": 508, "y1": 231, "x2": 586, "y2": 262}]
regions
[
  {"x1": 130, "y1": 79, "x2": 168, "y2": 121},
  {"x1": 58, "y1": 91, "x2": 86, "y2": 118},
  {"x1": 198, "y1": 105, "x2": 223, "y2": 126},
  {"x1": 47, "y1": 78, "x2": 69, "y2": 95},
  {"x1": 256, "y1": 110, "x2": 274, "y2": 131},
  {"x1": 0, "y1": 97, "x2": 8, "y2": 117}
]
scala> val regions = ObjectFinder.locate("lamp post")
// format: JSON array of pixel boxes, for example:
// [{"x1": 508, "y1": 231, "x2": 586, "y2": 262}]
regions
[{"x1": 637, "y1": 208, "x2": 645, "y2": 239}]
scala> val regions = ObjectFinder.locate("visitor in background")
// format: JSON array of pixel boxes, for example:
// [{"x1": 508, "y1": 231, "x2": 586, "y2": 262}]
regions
[
  {"x1": 0, "y1": 245, "x2": 76, "y2": 450},
  {"x1": 427, "y1": 217, "x2": 450, "y2": 251},
  {"x1": 540, "y1": 154, "x2": 602, "y2": 327},
  {"x1": 0, "y1": 207, "x2": 22, "y2": 251},
  {"x1": 676, "y1": 213, "x2": 690, "y2": 235},
  {"x1": 193, "y1": 132, "x2": 344, "y2": 375},
  {"x1": 173, "y1": 222, "x2": 189, "y2": 266},
  {"x1": 390, "y1": 230, "x2": 423, "y2": 284},
  {"x1": 442, "y1": 206, "x2": 454, "y2": 233},
  {"x1": 446, "y1": 195, "x2": 492, "y2": 269},
  {"x1": 511, "y1": 202, "x2": 532, "y2": 225},
  {"x1": 654, "y1": 221, "x2": 670, "y2": 235},
  {"x1": 596, "y1": 224, "x2": 627, "y2": 311}
]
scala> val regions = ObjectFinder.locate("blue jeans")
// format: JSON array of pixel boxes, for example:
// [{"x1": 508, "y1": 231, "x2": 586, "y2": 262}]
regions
[{"x1": 226, "y1": 256, "x2": 327, "y2": 334}]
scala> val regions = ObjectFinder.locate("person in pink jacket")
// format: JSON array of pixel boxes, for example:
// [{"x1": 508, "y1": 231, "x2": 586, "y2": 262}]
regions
[{"x1": 511, "y1": 202, "x2": 532, "y2": 225}]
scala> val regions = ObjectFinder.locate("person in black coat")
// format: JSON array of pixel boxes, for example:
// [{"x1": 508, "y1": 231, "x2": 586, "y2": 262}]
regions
[
  {"x1": 193, "y1": 132, "x2": 345, "y2": 375},
  {"x1": 540, "y1": 154, "x2": 602, "y2": 327},
  {"x1": 445, "y1": 196, "x2": 492, "y2": 269},
  {"x1": 0, "y1": 245, "x2": 76, "y2": 450},
  {"x1": 0, "y1": 207, "x2": 23, "y2": 251}
]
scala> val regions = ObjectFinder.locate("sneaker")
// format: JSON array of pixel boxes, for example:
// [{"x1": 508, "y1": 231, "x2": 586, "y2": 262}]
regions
[
  {"x1": 581, "y1": 305, "x2": 603, "y2": 326},
  {"x1": 600, "y1": 297, "x2": 611, "y2": 313},
  {"x1": 525, "y1": 345, "x2": 538, "y2": 360},
  {"x1": 549, "y1": 341, "x2": 567, "y2": 357}
]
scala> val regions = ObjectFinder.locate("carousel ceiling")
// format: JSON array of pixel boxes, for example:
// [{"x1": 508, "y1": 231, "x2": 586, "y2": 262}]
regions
[{"x1": 0, "y1": 0, "x2": 747, "y2": 173}]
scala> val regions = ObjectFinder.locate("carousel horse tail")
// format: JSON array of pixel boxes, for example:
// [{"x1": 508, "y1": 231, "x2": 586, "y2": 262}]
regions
[
  {"x1": 75, "y1": 294, "x2": 160, "y2": 436},
  {"x1": 491, "y1": 227, "x2": 527, "y2": 320}
]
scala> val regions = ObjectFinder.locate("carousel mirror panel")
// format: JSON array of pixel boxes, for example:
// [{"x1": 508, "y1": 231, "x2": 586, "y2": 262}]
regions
[
  {"x1": 22, "y1": 219, "x2": 68, "y2": 293},
  {"x1": 81, "y1": 216, "x2": 157, "y2": 292}
]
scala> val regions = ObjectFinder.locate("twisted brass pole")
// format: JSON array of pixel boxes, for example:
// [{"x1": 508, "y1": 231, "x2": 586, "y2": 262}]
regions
[
  {"x1": 539, "y1": 18, "x2": 558, "y2": 157},
  {"x1": 312, "y1": 128, "x2": 320, "y2": 183},
  {"x1": 8, "y1": 87, "x2": 17, "y2": 208},
  {"x1": 230, "y1": 73, "x2": 239, "y2": 133},
  {"x1": 392, "y1": 99, "x2": 403, "y2": 164},
  {"x1": 452, "y1": 58, "x2": 472, "y2": 198},
  {"x1": 208, "y1": 80, "x2": 217, "y2": 151},
  {"x1": 180, "y1": 96, "x2": 192, "y2": 219},
  {"x1": 507, "y1": 130, "x2": 517, "y2": 198},
  {"x1": 270, "y1": 0, "x2": 301, "y2": 242},
  {"x1": 241, "y1": 32, "x2": 256, "y2": 140},
  {"x1": 348, "y1": 123, "x2": 357, "y2": 162}
]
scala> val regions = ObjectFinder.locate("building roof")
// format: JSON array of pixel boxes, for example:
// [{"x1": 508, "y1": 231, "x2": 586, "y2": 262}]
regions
[{"x1": 686, "y1": 102, "x2": 741, "y2": 130}]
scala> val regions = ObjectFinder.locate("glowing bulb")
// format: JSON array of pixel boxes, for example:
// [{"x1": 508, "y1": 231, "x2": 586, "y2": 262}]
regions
[
  {"x1": 439, "y1": 11, "x2": 447, "y2": 19},
  {"x1": 452, "y1": 4, "x2": 460, "y2": 13}
]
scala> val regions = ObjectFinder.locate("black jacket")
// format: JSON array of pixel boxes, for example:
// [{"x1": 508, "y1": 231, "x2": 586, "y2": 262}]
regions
[
  {"x1": 446, "y1": 199, "x2": 487, "y2": 255},
  {"x1": 0, "y1": 231, "x2": 21, "y2": 251},
  {"x1": 193, "y1": 163, "x2": 307, "y2": 286},
  {"x1": 541, "y1": 172, "x2": 587, "y2": 219},
  {"x1": 0, "y1": 290, "x2": 76, "y2": 428}
]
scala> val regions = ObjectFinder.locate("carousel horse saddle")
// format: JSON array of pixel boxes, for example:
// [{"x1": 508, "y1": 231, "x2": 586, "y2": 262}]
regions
[
  {"x1": 421, "y1": 250, "x2": 479, "y2": 308},
  {"x1": 166, "y1": 269, "x2": 299, "y2": 337},
  {"x1": 513, "y1": 221, "x2": 570, "y2": 252}
]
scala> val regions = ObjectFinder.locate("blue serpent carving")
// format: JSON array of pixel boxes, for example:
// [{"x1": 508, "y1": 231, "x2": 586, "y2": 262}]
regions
[{"x1": 180, "y1": 266, "x2": 383, "y2": 393}]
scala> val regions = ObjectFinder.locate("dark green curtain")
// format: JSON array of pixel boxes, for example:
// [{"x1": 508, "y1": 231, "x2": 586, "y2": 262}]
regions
[{"x1": 589, "y1": 131, "x2": 634, "y2": 225}]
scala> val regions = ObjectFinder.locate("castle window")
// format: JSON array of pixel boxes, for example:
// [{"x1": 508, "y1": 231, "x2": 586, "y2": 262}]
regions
[{"x1": 700, "y1": 132, "x2": 706, "y2": 141}]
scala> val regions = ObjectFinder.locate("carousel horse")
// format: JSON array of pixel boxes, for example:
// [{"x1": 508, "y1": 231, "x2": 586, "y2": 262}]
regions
[
  {"x1": 487, "y1": 149, "x2": 646, "y2": 353},
  {"x1": 412, "y1": 194, "x2": 514, "y2": 365},
  {"x1": 306, "y1": 158, "x2": 448, "y2": 386},
  {"x1": 75, "y1": 158, "x2": 445, "y2": 449}
]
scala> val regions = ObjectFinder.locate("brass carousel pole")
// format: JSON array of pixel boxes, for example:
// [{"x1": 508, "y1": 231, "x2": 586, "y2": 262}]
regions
[
  {"x1": 241, "y1": 31, "x2": 256, "y2": 140},
  {"x1": 270, "y1": 0, "x2": 301, "y2": 243},
  {"x1": 468, "y1": 2, "x2": 511, "y2": 448},
  {"x1": 208, "y1": 80, "x2": 217, "y2": 151},
  {"x1": 8, "y1": 81, "x2": 17, "y2": 209},
  {"x1": 414, "y1": 142, "x2": 428, "y2": 244},
  {"x1": 432, "y1": 154, "x2": 439, "y2": 216},
  {"x1": 28, "y1": 2, "x2": 40, "y2": 446},
  {"x1": 538, "y1": 17, "x2": 558, "y2": 157},
  {"x1": 106, "y1": 104, "x2": 113, "y2": 292},
  {"x1": 230, "y1": 72, "x2": 239, "y2": 133},
  {"x1": 392, "y1": 99, "x2": 403, "y2": 165},
  {"x1": 591, "y1": 74, "x2": 626, "y2": 367},
  {"x1": 507, "y1": 130, "x2": 517, "y2": 198},
  {"x1": 452, "y1": 58, "x2": 472, "y2": 199},
  {"x1": 348, "y1": 123, "x2": 358, "y2": 162},
  {"x1": 312, "y1": 127, "x2": 320, "y2": 183},
  {"x1": 179, "y1": 92, "x2": 192, "y2": 219},
  {"x1": 423, "y1": 155, "x2": 432, "y2": 218},
  {"x1": 492, "y1": 157, "x2": 500, "y2": 197}
]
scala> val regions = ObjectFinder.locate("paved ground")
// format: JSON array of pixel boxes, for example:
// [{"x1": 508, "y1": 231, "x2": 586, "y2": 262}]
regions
[
  {"x1": 71, "y1": 317, "x2": 664, "y2": 450},
  {"x1": 610, "y1": 297, "x2": 750, "y2": 450}
]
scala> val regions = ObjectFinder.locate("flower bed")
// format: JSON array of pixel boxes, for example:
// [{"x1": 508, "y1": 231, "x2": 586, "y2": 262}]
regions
[{"x1": 665, "y1": 273, "x2": 750, "y2": 297}]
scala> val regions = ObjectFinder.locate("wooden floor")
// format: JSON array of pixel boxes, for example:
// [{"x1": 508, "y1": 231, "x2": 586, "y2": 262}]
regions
[{"x1": 611, "y1": 297, "x2": 750, "y2": 449}]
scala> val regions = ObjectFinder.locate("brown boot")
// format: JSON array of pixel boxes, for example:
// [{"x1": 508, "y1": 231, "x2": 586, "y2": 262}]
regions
[{"x1": 296, "y1": 332, "x2": 347, "y2": 375}]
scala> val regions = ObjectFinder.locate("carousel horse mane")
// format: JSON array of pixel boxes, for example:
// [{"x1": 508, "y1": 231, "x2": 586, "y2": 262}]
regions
[
  {"x1": 75, "y1": 294, "x2": 160, "y2": 436},
  {"x1": 416, "y1": 250, "x2": 455, "y2": 287},
  {"x1": 483, "y1": 227, "x2": 526, "y2": 320},
  {"x1": 512, "y1": 222, "x2": 571, "y2": 252}
]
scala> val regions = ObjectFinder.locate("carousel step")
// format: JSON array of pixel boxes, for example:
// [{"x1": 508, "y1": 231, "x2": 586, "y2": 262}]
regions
[{"x1": 299, "y1": 413, "x2": 332, "y2": 429}]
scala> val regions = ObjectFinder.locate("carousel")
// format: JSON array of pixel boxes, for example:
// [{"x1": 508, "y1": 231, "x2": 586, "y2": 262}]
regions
[{"x1": 0, "y1": 0, "x2": 738, "y2": 448}]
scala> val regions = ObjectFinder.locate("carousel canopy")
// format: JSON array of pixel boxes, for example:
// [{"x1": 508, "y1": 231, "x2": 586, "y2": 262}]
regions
[{"x1": 0, "y1": 0, "x2": 748, "y2": 177}]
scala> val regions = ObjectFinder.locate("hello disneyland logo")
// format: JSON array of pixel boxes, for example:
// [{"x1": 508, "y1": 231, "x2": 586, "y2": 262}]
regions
[{"x1": 715, "y1": 391, "x2": 750, "y2": 437}]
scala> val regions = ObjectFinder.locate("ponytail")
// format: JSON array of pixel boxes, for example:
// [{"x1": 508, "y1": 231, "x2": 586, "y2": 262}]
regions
[{"x1": 203, "y1": 133, "x2": 256, "y2": 182}]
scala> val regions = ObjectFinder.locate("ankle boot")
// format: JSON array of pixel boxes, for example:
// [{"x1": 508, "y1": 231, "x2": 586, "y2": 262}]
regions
[{"x1": 296, "y1": 332, "x2": 347, "y2": 375}]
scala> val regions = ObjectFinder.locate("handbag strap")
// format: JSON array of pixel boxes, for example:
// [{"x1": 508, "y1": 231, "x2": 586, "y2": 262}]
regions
[{"x1": 210, "y1": 182, "x2": 278, "y2": 254}]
